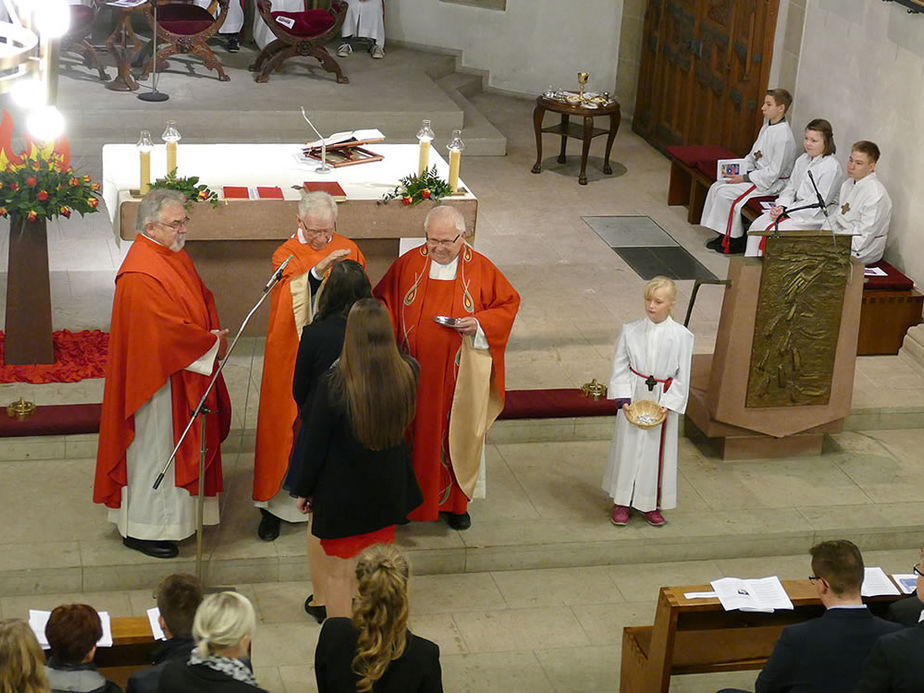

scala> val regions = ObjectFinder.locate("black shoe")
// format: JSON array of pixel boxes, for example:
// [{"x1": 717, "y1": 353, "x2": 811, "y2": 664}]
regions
[
  {"x1": 725, "y1": 235, "x2": 746, "y2": 255},
  {"x1": 705, "y1": 234, "x2": 724, "y2": 251},
  {"x1": 304, "y1": 595, "x2": 327, "y2": 623},
  {"x1": 226, "y1": 34, "x2": 240, "y2": 53},
  {"x1": 258, "y1": 509, "x2": 281, "y2": 541},
  {"x1": 122, "y1": 536, "x2": 178, "y2": 559},
  {"x1": 446, "y1": 512, "x2": 471, "y2": 530}
]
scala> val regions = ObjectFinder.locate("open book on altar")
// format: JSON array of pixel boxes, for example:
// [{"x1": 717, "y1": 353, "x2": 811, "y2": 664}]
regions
[{"x1": 304, "y1": 128, "x2": 385, "y2": 149}]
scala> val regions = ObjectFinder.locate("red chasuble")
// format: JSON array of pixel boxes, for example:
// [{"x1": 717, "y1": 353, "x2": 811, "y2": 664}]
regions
[
  {"x1": 252, "y1": 235, "x2": 365, "y2": 502},
  {"x1": 374, "y1": 244, "x2": 519, "y2": 521},
  {"x1": 94, "y1": 235, "x2": 231, "y2": 509}
]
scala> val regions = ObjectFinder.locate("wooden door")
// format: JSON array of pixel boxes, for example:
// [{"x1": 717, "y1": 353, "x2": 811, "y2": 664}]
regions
[{"x1": 633, "y1": 0, "x2": 780, "y2": 156}]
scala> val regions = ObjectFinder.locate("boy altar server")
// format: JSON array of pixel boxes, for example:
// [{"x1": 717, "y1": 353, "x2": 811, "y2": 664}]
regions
[
  {"x1": 829, "y1": 141, "x2": 892, "y2": 265},
  {"x1": 604, "y1": 277, "x2": 693, "y2": 528},
  {"x1": 702, "y1": 88, "x2": 797, "y2": 255}
]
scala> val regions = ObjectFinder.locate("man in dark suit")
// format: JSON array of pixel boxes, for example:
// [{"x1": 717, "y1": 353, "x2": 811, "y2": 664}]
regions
[
  {"x1": 720, "y1": 539, "x2": 901, "y2": 693},
  {"x1": 854, "y1": 551, "x2": 924, "y2": 692},
  {"x1": 126, "y1": 573, "x2": 202, "y2": 693}
]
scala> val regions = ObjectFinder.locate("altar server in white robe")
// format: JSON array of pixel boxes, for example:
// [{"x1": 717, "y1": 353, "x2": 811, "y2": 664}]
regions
[
  {"x1": 829, "y1": 140, "x2": 892, "y2": 265},
  {"x1": 337, "y1": 0, "x2": 385, "y2": 59},
  {"x1": 745, "y1": 118, "x2": 844, "y2": 257},
  {"x1": 194, "y1": 0, "x2": 244, "y2": 51},
  {"x1": 603, "y1": 277, "x2": 693, "y2": 528},
  {"x1": 702, "y1": 88, "x2": 797, "y2": 255}
]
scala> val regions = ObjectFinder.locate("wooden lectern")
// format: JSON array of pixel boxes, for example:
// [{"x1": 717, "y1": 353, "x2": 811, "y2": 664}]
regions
[{"x1": 686, "y1": 231, "x2": 864, "y2": 459}]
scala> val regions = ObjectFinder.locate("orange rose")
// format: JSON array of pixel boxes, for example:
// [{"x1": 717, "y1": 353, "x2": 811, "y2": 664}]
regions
[
  {"x1": 60, "y1": 206, "x2": 71, "y2": 218},
  {"x1": 82, "y1": 175, "x2": 91, "y2": 183},
  {"x1": 197, "y1": 190, "x2": 208, "y2": 200},
  {"x1": 37, "y1": 190, "x2": 48, "y2": 201},
  {"x1": 90, "y1": 182, "x2": 101, "y2": 191},
  {"x1": 26, "y1": 176, "x2": 36, "y2": 187},
  {"x1": 0, "y1": 206, "x2": 7, "y2": 216},
  {"x1": 87, "y1": 197, "x2": 99, "y2": 208},
  {"x1": 401, "y1": 196, "x2": 412, "y2": 206},
  {"x1": 421, "y1": 188, "x2": 431, "y2": 199},
  {"x1": 27, "y1": 210, "x2": 37, "y2": 221}
]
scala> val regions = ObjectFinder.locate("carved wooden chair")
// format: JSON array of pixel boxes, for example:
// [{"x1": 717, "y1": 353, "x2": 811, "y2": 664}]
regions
[
  {"x1": 61, "y1": 0, "x2": 108, "y2": 81},
  {"x1": 139, "y1": 0, "x2": 232, "y2": 82},
  {"x1": 250, "y1": 0, "x2": 348, "y2": 84}
]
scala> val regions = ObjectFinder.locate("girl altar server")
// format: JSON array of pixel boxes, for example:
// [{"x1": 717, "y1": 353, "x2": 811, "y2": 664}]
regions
[
  {"x1": 745, "y1": 118, "x2": 843, "y2": 257},
  {"x1": 702, "y1": 88, "x2": 797, "y2": 255},
  {"x1": 603, "y1": 277, "x2": 693, "y2": 527}
]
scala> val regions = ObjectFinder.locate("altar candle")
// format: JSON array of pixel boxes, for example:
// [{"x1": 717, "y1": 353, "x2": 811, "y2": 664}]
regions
[
  {"x1": 449, "y1": 149, "x2": 461, "y2": 193},
  {"x1": 418, "y1": 139, "x2": 430, "y2": 175},
  {"x1": 166, "y1": 140, "x2": 177, "y2": 175},
  {"x1": 140, "y1": 150, "x2": 151, "y2": 195}
]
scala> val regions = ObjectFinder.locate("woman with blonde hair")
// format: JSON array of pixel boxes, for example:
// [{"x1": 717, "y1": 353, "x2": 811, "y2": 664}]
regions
[
  {"x1": 0, "y1": 619, "x2": 50, "y2": 693},
  {"x1": 291, "y1": 298, "x2": 423, "y2": 619},
  {"x1": 314, "y1": 544, "x2": 442, "y2": 692},
  {"x1": 603, "y1": 276, "x2": 694, "y2": 528},
  {"x1": 158, "y1": 592, "x2": 267, "y2": 693}
]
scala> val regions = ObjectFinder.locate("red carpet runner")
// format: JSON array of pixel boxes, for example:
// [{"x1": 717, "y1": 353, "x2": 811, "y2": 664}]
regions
[{"x1": 0, "y1": 329, "x2": 108, "y2": 383}]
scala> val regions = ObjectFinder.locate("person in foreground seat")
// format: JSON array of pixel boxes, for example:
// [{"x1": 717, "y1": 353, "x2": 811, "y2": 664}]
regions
[{"x1": 717, "y1": 539, "x2": 901, "y2": 693}]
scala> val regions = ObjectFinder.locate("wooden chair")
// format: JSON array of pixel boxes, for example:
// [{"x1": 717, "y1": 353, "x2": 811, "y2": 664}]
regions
[
  {"x1": 139, "y1": 0, "x2": 232, "y2": 82},
  {"x1": 61, "y1": 0, "x2": 109, "y2": 81},
  {"x1": 250, "y1": 0, "x2": 348, "y2": 84}
]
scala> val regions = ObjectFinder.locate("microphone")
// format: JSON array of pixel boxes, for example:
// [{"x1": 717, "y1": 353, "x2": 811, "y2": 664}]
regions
[
  {"x1": 807, "y1": 170, "x2": 828, "y2": 216},
  {"x1": 264, "y1": 255, "x2": 294, "y2": 293}
]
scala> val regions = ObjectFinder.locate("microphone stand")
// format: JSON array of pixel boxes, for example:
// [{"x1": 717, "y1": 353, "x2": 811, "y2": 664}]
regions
[
  {"x1": 138, "y1": 0, "x2": 169, "y2": 102},
  {"x1": 152, "y1": 257, "x2": 293, "y2": 582},
  {"x1": 300, "y1": 107, "x2": 331, "y2": 174}
]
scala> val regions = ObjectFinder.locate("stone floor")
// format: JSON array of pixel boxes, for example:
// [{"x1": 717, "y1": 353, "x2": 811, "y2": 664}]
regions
[{"x1": 1, "y1": 41, "x2": 923, "y2": 693}]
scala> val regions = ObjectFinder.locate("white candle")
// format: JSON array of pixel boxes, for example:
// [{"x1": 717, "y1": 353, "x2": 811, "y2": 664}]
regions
[
  {"x1": 449, "y1": 149, "x2": 461, "y2": 193},
  {"x1": 140, "y1": 150, "x2": 151, "y2": 195},
  {"x1": 166, "y1": 141, "x2": 177, "y2": 175},
  {"x1": 418, "y1": 139, "x2": 430, "y2": 175}
]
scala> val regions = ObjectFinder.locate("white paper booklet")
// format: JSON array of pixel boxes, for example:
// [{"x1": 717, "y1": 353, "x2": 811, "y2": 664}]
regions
[
  {"x1": 29, "y1": 609, "x2": 113, "y2": 648},
  {"x1": 710, "y1": 576, "x2": 794, "y2": 612},
  {"x1": 716, "y1": 158, "x2": 747, "y2": 180},
  {"x1": 891, "y1": 573, "x2": 918, "y2": 595},
  {"x1": 305, "y1": 128, "x2": 385, "y2": 148},
  {"x1": 861, "y1": 566, "x2": 901, "y2": 597}
]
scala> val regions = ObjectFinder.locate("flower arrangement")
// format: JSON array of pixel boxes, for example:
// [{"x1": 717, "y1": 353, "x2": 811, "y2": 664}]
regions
[
  {"x1": 380, "y1": 166, "x2": 452, "y2": 206},
  {"x1": 0, "y1": 110, "x2": 100, "y2": 223},
  {"x1": 150, "y1": 170, "x2": 221, "y2": 208}
]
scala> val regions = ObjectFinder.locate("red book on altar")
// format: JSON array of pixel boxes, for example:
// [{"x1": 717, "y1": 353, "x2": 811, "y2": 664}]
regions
[
  {"x1": 303, "y1": 181, "x2": 346, "y2": 200},
  {"x1": 223, "y1": 186, "x2": 250, "y2": 199},
  {"x1": 256, "y1": 186, "x2": 284, "y2": 199}
]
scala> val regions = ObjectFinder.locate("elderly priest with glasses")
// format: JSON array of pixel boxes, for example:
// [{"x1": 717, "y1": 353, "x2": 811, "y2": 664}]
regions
[
  {"x1": 94, "y1": 189, "x2": 232, "y2": 559},
  {"x1": 374, "y1": 205, "x2": 519, "y2": 531}
]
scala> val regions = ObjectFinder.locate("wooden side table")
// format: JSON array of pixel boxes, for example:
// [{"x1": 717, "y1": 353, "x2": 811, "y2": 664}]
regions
[{"x1": 531, "y1": 95, "x2": 621, "y2": 185}]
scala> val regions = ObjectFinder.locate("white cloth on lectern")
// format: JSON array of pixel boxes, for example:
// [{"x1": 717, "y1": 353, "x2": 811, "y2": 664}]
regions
[
  {"x1": 252, "y1": 0, "x2": 304, "y2": 49},
  {"x1": 193, "y1": 0, "x2": 244, "y2": 33},
  {"x1": 107, "y1": 340, "x2": 221, "y2": 540},
  {"x1": 342, "y1": 0, "x2": 385, "y2": 46}
]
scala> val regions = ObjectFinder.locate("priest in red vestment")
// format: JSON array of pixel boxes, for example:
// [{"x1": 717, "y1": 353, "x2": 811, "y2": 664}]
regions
[
  {"x1": 374, "y1": 205, "x2": 519, "y2": 530},
  {"x1": 252, "y1": 191, "x2": 366, "y2": 540},
  {"x1": 94, "y1": 189, "x2": 231, "y2": 559}
]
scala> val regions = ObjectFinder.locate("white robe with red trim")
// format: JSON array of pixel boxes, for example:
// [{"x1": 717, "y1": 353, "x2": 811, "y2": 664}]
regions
[
  {"x1": 700, "y1": 119, "x2": 797, "y2": 240},
  {"x1": 602, "y1": 316, "x2": 693, "y2": 512},
  {"x1": 342, "y1": 0, "x2": 385, "y2": 46}
]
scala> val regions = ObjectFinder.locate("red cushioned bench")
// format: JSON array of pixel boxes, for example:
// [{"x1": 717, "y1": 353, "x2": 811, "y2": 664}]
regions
[
  {"x1": 666, "y1": 145, "x2": 738, "y2": 224},
  {"x1": 858, "y1": 260, "x2": 922, "y2": 355},
  {"x1": 0, "y1": 403, "x2": 102, "y2": 438}
]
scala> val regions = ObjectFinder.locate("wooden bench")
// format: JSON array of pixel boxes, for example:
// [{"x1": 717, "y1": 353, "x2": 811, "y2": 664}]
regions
[
  {"x1": 94, "y1": 616, "x2": 158, "y2": 689},
  {"x1": 666, "y1": 145, "x2": 738, "y2": 224},
  {"x1": 620, "y1": 580, "x2": 902, "y2": 693}
]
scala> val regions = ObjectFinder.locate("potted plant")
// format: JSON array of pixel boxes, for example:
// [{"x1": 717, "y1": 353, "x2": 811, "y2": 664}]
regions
[{"x1": 0, "y1": 109, "x2": 101, "y2": 365}]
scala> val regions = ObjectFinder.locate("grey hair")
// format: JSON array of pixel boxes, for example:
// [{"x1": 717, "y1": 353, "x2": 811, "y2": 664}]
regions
[
  {"x1": 192, "y1": 591, "x2": 256, "y2": 659},
  {"x1": 298, "y1": 190, "x2": 338, "y2": 223},
  {"x1": 135, "y1": 188, "x2": 187, "y2": 234},
  {"x1": 423, "y1": 205, "x2": 466, "y2": 236}
]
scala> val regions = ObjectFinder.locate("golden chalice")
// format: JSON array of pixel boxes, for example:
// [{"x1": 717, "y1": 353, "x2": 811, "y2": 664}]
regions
[{"x1": 577, "y1": 71, "x2": 590, "y2": 101}]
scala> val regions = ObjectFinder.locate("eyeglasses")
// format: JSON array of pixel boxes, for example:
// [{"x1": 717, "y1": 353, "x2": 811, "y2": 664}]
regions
[
  {"x1": 913, "y1": 564, "x2": 924, "y2": 578},
  {"x1": 808, "y1": 576, "x2": 826, "y2": 584},
  {"x1": 426, "y1": 233, "x2": 461, "y2": 248},
  {"x1": 157, "y1": 216, "x2": 190, "y2": 230},
  {"x1": 298, "y1": 219, "x2": 334, "y2": 236}
]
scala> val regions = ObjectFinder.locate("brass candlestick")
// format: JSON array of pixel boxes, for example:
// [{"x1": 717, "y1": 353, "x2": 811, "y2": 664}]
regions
[
  {"x1": 7, "y1": 397, "x2": 37, "y2": 419},
  {"x1": 577, "y1": 72, "x2": 590, "y2": 101}
]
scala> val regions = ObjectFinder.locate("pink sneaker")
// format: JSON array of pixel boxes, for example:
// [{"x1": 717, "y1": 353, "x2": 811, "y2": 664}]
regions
[
  {"x1": 610, "y1": 504, "x2": 629, "y2": 526},
  {"x1": 644, "y1": 509, "x2": 666, "y2": 527}
]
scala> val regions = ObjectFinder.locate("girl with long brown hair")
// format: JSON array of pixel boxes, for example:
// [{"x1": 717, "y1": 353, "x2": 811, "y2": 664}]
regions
[
  {"x1": 314, "y1": 545, "x2": 442, "y2": 693},
  {"x1": 291, "y1": 299, "x2": 423, "y2": 619}
]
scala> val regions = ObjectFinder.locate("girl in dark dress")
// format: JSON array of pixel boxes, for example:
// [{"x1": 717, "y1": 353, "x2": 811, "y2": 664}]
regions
[
  {"x1": 286, "y1": 259, "x2": 372, "y2": 624},
  {"x1": 315, "y1": 545, "x2": 442, "y2": 693},
  {"x1": 291, "y1": 299, "x2": 422, "y2": 619}
]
